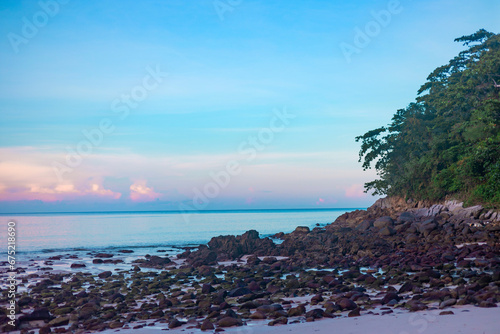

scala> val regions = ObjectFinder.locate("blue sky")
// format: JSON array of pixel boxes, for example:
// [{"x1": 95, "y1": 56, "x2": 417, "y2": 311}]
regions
[{"x1": 0, "y1": 0, "x2": 499, "y2": 212}]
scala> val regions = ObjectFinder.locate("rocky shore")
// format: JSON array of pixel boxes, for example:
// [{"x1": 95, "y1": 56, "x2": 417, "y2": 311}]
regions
[{"x1": 2, "y1": 198, "x2": 500, "y2": 333}]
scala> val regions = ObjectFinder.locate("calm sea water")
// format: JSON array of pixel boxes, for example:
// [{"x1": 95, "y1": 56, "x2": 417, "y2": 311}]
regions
[{"x1": 0, "y1": 209, "x2": 355, "y2": 255}]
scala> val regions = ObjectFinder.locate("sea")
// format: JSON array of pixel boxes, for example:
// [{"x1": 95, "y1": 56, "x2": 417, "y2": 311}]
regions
[{"x1": 0, "y1": 208, "x2": 356, "y2": 260}]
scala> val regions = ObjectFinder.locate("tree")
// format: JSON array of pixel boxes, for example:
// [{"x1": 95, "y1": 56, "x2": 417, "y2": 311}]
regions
[{"x1": 356, "y1": 29, "x2": 500, "y2": 206}]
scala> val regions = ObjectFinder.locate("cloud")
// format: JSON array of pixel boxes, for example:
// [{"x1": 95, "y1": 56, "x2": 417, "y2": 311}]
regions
[
  {"x1": 129, "y1": 180, "x2": 161, "y2": 202},
  {"x1": 345, "y1": 184, "x2": 367, "y2": 198}
]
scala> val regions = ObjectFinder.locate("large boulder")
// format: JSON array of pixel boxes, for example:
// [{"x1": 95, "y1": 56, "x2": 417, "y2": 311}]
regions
[
  {"x1": 205, "y1": 230, "x2": 275, "y2": 260},
  {"x1": 373, "y1": 216, "x2": 394, "y2": 229}
]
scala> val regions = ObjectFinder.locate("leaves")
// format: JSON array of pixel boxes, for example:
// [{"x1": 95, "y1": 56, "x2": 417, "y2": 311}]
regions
[{"x1": 357, "y1": 30, "x2": 500, "y2": 206}]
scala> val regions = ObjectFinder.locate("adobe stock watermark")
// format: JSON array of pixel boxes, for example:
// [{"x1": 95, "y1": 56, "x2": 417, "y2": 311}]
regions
[
  {"x1": 213, "y1": 0, "x2": 242, "y2": 21},
  {"x1": 399, "y1": 308, "x2": 442, "y2": 334},
  {"x1": 339, "y1": 0, "x2": 403, "y2": 63},
  {"x1": 179, "y1": 107, "x2": 296, "y2": 222},
  {"x1": 52, "y1": 65, "x2": 168, "y2": 182},
  {"x1": 7, "y1": 0, "x2": 70, "y2": 54}
]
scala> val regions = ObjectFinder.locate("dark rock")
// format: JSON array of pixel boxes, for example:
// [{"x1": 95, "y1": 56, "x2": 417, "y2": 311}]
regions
[
  {"x1": 95, "y1": 253, "x2": 114, "y2": 258},
  {"x1": 305, "y1": 308, "x2": 324, "y2": 319},
  {"x1": 228, "y1": 287, "x2": 252, "y2": 297},
  {"x1": 48, "y1": 317, "x2": 69, "y2": 327},
  {"x1": 337, "y1": 298, "x2": 357, "y2": 311},
  {"x1": 293, "y1": 226, "x2": 310, "y2": 233},
  {"x1": 288, "y1": 305, "x2": 306, "y2": 317},
  {"x1": 374, "y1": 216, "x2": 394, "y2": 229},
  {"x1": 202, "y1": 283, "x2": 215, "y2": 294},
  {"x1": 439, "y1": 298, "x2": 456, "y2": 309},
  {"x1": 246, "y1": 255, "x2": 261, "y2": 265},
  {"x1": 405, "y1": 300, "x2": 427, "y2": 312},
  {"x1": 70, "y1": 263, "x2": 86, "y2": 268},
  {"x1": 399, "y1": 282, "x2": 414, "y2": 294},
  {"x1": 348, "y1": 308, "x2": 360, "y2": 317},
  {"x1": 379, "y1": 226, "x2": 396, "y2": 236},
  {"x1": 20, "y1": 308, "x2": 52, "y2": 322},
  {"x1": 268, "y1": 317, "x2": 287, "y2": 326},
  {"x1": 168, "y1": 318, "x2": 186, "y2": 329},
  {"x1": 39, "y1": 326, "x2": 51, "y2": 334},
  {"x1": 249, "y1": 311, "x2": 267, "y2": 319},
  {"x1": 201, "y1": 319, "x2": 215, "y2": 330},
  {"x1": 418, "y1": 219, "x2": 438, "y2": 235},
  {"x1": 109, "y1": 321, "x2": 124, "y2": 329},
  {"x1": 382, "y1": 292, "x2": 401, "y2": 304},
  {"x1": 217, "y1": 317, "x2": 242, "y2": 327},
  {"x1": 397, "y1": 211, "x2": 415, "y2": 224},
  {"x1": 257, "y1": 304, "x2": 283, "y2": 314},
  {"x1": 356, "y1": 220, "x2": 373, "y2": 232},
  {"x1": 98, "y1": 271, "x2": 112, "y2": 279}
]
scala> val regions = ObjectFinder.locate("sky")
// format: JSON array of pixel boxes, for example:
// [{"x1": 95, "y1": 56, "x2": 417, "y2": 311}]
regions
[{"x1": 0, "y1": 0, "x2": 499, "y2": 213}]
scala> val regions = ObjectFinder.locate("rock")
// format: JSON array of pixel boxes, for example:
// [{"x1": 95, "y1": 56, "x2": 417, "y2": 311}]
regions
[
  {"x1": 95, "y1": 253, "x2": 114, "y2": 258},
  {"x1": 478, "y1": 301, "x2": 497, "y2": 308},
  {"x1": 294, "y1": 226, "x2": 310, "y2": 233},
  {"x1": 70, "y1": 263, "x2": 86, "y2": 268},
  {"x1": 348, "y1": 308, "x2": 360, "y2": 317},
  {"x1": 248, "y1": 280, "x2": 261, "y2": 291},
  {"x1": 186, "y1": 246, "x2": 218, "y2": 267},
  {"x1": 311, "y1": 294, "x2": 324, "y2": 304},
  {"x1": 374, "y1": 216, "x2": 394, "y2": 229},
  {"x1": 379, "y1": 226, "x2": 396, "y2": 236},
  {"x1": 382, "y1": 292, "x2": 401, "y2": 304},
  {"x1": 98, "y1": 271, "x2": 112, "y2": 279},
  {"x1": 337, "y1": 298, "x2": 357, "y2": 311},
  {"x1": 217, "y1": 317, "x2": 242, "y2": 327},
  {"x1": 262, "y1": 256, "x2": 278, "y2": 264},
  {"x1": 356, "y1": 220, "x2": 373, "y2": 232},
  {"x1": 399, "y1": 282, "x2": 414, "y2": 294},
  {"x1": 288, "y1": 305, "x2": 306, "y2": 317},
  {"x1": 418, "y1": 219, "x2": 438, "y2": 234},
  {"x1": 439, "y1": 298, "x2": 457, "y2": 309},
  {"x1": 20, "y1": 308, "x2": 52, "y2": 322},
  {"x1": 305, "y1": 308, "x2": 325, "y2": 319},
  {"x1": 228, "y1": 287, "x2": 252, "y2": 297},
  {"x1": 109, "y1": 321, "x2": 124, "y2": 329},
  {"x1": 150, "y1": 255, "x2": 171, "y2": 265},
  {"x1": 439, "y1": 311, "x2": 454, "y2": 315},
  {"x1": 257, "y1": 304, "x2": 283, "y2": 314},
  {"x1": 397, "y1": 211, "x2": 415, "y2": 224},
  {"x1": 205, "y1": 230, "x2": 275, "y2": 260},
  {"x1": 202, "y1": 283, "x2": 215, "y2": 294},
  {"x1": 39, "y1": 326, "x2": 52, "y2": 334},
  {"x1": 268, "y1": 317, "x2": 287, "y2": 326},
  {"x1": 168, "y1": 318, "x2": 186, "y2": 328},
  {"x1": 48, "y1": 317, "x2": 69, "y2": 327},
  {"x1": 246, "y1": 255, "x2": 261, "y2": 265},
  {"x1": 201, "y1": 319, "x2": 215, "y2": 330},
  {"x1": 249, "y1": 311, "x2": 267, "y2": 319},
  {"x1": 405, "y1": 300, "x2": 427, "y2": 312}
]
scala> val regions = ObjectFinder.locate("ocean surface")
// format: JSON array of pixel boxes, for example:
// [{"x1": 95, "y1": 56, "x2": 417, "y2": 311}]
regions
[{"x1": 0, "y1": 209, "x2": 356, "y2": 256}]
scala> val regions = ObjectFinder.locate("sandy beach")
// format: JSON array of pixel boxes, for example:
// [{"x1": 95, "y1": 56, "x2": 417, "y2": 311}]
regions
[{"x1": 94, "y1": 305, "x2": 498, "y2": 334}]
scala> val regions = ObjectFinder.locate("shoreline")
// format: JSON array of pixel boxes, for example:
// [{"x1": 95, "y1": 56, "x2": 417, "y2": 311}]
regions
[{"x1": 2, "y1": 198, "x2": 499, "y2": 333}]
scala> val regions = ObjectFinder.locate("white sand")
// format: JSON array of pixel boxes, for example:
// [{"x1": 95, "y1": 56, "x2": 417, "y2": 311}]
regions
[{"x1": 95, "y1": 305, "x2": 499, "y2": 334}]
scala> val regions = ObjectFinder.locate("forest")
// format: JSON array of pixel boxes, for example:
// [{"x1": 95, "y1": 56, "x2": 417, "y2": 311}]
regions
[{"x1": 356, "y1": 29, "x2": 500, "y2": 207}]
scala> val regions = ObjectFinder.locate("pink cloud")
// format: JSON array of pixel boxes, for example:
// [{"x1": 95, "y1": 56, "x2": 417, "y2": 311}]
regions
[
  {"x1": 129, "y1": 180, "x2": 161, "y2": 202},
  {"x1": 345, "y1": 184, "x2": 366, "y2": 198}
]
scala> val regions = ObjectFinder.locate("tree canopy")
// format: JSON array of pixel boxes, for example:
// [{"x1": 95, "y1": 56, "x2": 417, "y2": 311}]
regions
[{"x1": 356, "y1": 29, "x2": 500, "y2": 207}]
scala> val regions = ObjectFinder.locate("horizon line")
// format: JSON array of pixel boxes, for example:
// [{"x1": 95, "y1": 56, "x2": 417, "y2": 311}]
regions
[{"x1": 0, "y1": 207, "x2": 365, "y2": 216}]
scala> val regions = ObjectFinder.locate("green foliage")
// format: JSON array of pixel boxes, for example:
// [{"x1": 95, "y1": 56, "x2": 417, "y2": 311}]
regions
[{"x1": 356, "y1": 29, "x2": 500, "y2": 207}]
